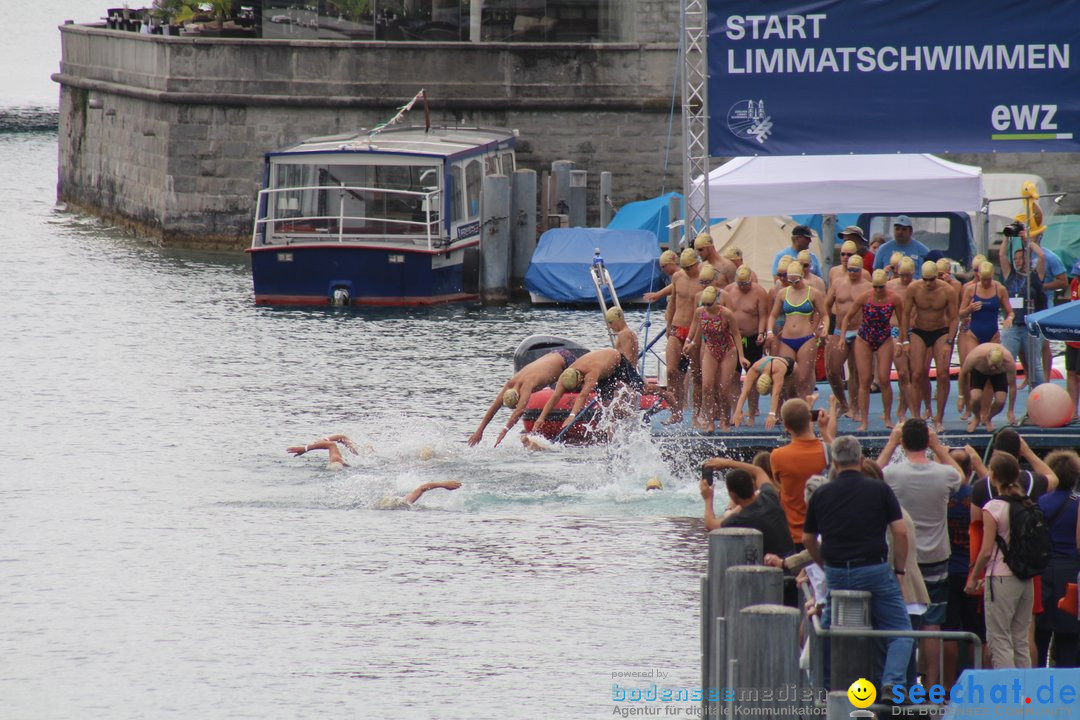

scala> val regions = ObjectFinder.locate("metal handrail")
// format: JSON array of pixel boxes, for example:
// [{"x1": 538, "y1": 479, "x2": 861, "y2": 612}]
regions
[{"x1": 252, "y1": 184, "x2": 443, "y2": 249}]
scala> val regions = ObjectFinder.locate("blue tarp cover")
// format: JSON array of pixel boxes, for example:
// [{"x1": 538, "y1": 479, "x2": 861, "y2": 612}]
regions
[
  {"x1": 524, "y1": 228, "x2": 664, "y2": 303},
  {"x1": 1027, "y1": 299, "x2": 1080, "y2": 342},
  {"x1": 606, "y1": 192, "x2": 683, "y2": 243}
]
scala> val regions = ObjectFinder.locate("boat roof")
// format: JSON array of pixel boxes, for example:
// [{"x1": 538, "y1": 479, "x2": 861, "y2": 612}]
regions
[{"x1": 271, "y1": 126, "x2": 516, "y2": 160}]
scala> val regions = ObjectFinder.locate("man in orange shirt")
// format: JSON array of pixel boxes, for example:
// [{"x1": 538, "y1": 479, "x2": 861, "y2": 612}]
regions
[
  {"x1": 770, "y1": 398, "x2": 832, "y2": 549},
  {"x1": 1067, "y1": 262, "x2": 1080, "y2": 411}
]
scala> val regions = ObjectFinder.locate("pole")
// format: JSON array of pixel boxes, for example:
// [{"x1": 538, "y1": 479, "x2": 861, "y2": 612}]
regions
[
  {"x1": 480, "y1": 175, "x2": 511, "y2": 304},
  {"x1": 599, "y1": 171, "x2": 613, "y2": 226},
  {"x1": 734, "y1": 605, "x2": 801, "y2": 716},
  {"x1": 510, "y1": 169, "x2": 537, "y2": 293},
  {"x1": 716, "y1": 566, "x2": 782, "y2": 717}
]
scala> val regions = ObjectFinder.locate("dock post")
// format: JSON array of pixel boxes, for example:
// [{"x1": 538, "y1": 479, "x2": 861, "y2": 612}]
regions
[
  {"x1": 510, "y1": 169, "x2": 537, "y2": 294},
  {"x1": 599, "y1": 171, "x2": 613, "y2": 226},
  {"x1": 734, "y1": 605, "x2": 801, "y2": 715},
  {"x1": 703, "y1": 529, "x2": 762, "y2": 718},
  {"x1": 569, "y1": 170, "x2": 587, "y2": 227},
  {"x1": 667, "y1": 195, "x2": 681, "y2": 248},
  {"x1": 551, "y1": 160, "x2": 574, "y2": 220},
  {"x1": 826, "y1": 691, "x2": 864, "y2": 719},
  {"x1": 828, "y1": 590, "x2": 874, "y2": 692},
  {"x1": 480, "y1": 174, "x2": 511, "y2": 304},
  {"x1": 716, "y1": 566, "x2": 782, "y2": 718}
]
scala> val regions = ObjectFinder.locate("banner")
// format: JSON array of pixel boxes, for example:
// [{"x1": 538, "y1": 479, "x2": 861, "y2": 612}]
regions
[{"x1": 707, "y1": 0, "x2": 1080, "y2": 156}]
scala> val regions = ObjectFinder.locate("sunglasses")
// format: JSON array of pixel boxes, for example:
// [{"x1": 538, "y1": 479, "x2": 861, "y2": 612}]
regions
[
  {"x1": 840, "y1": 252, "x2": 853, "y2": 258},
  {"x1": 737, "y1": 281, "x2": 752, "y2": 287},
  {"x1": 846, "y1": 267, "x2": 860, "y2": 272},
  {"x1": 899, "y1": 272, "x2": 914, "y2": 279}
]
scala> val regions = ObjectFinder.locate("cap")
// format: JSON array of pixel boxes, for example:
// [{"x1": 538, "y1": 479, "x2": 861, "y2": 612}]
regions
[
  {"x1": 840, "y1": 240, "x2": 859, "y2": 255},
  {"x1": 698, "y1": 264, "x2": 717, "y2": 282},
  {"x1": 679, "y1": 248, "x2": 699, "y2": 268},
  {"x1": 559, "y1": 368, "x2": 583, "y2": 391},
  {"x1": 756, "y1": 372, "x2": 773, "y2": 396},
  {"x1": 898, "y1": 257, "x2": 916, "y2": 274},
  {"x1": 645, "y1": 477, "x2": 663, "y2": 491},
  {"x1": 776, "y1": 256, "x2": 792, "y2": 272},
  {"x1": 659, "y1": 249, "x2": 679, "y2": 266},
  {"x1": 978, "y1": 261, "x2": 994, "y2": 279},
  {"x1": 694, "y1": 232, "x2": 714, "y2": 250},
  {"x1": 700, "y1": 286, "x2": 718, "y2": 305},
  {"x1": 791, "y1": 225, "x2": 812, "y2": 238},
  {"x1": 838, "y1": 225, "x2": 866, "y2": 240},
  {"x1": 971, "y1": 253, "x2": 987, "y2": 269},
  {"x1": 936, "y1": 258, "x2": 952, "y2": 275},
  {"x1": 925, "y1": 249, "x2": 945, "y2": 263},
  {"x1": 786, "y1": 263, "x2": 804, "y2": 278},
  {"x1": 723, "y1": 246, "x2": 742, "y2": 260},
  {"x1": 871, "y1": 269, "x2": 888, "y2": 287},
  {"x1": 921, "y1": 260, "x2": 939, "y2": 278},
  {"x1": 735, "y1": 266, "x2": 752, "y2": 283},
  {"x1": 893, "y1": 214, "x2": 913, "y2": 228},
  {"x1": 502, "y1": 388, "x2": 520, "y2": 408},
  {"x1": 988, "y1": 347, "x2": 1005, "y2": 369},
  {"x1": 796, "y1": 249, "x2": 812, "y2": 265},
  {"x1": 605, "y1": 306, "x2": 624, "y2": 324},
  {"x1": 889, "y1": 251, "x2": 904, "y2": 267},
  {"x1": 846, "y1": 255, "x2": 864, "y2": 271}
]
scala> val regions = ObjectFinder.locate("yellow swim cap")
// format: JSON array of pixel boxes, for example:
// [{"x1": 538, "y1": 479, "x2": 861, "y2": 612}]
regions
[
  {"x1": 777, "y1": 256, "x2": 792, "y2": 272},
  {"x1": 872, "y1": 269, "x2": 888, "y2": 287},
  {"x1": 502, "y1": 388, "x2": 520, "y2": 408},
  {"x1": 978, "y1": 261, "x2": 994, "y2": 279},
  {"x1": 756, "y1": 372, "x2": 774, "y2": 396},
  {"x1": 971, "y1": 253, "x2": 987, "y2": 270},
  {"x1": 645, "y1": 477, "x2": 663, "y2": 491},
  {"x1": 898, "y1": 257, "x2": 916, "y2": 274},
  {"x1": 735, "y1": 265, "x2": 752, "y2": 283},
  {"x1": 796, "y1": 249, "x2": 812, "y2": 265},
  {"x1": 680, "y1": 248, "x2": 699, "y2": 268},
  {"x1": 698, "y1": 264, "x2": 717, "y2": 282},
  {"x1": 723, "y1": 245, "x2": 742, "y2": 260},
  {"x1": 694, "y1": 232, "x2": 714, "y2": 250},
  {"x1": 936, "y1": 258, "x2": 952, "y2": 275},
  {"x1": 605, "y1": 306, "x2": 624, "y2": 324},
  {"x1": 659, "y1": 249, "x2": 678, "y2": 266},
  {"x1": 988, "y1": 347, "x2": 1005, "y2": 369},
  {"x1": 700, "y1": 286, "x2": 718, "y2": 305},
  {"x1": 786, "y1": 263, "x2": 804, "y2": 278},
  {"x1": 847, "y1": 255, "x2": 864, "y2": 270},
  {"x1": 922, "y1": 260, "x2": 939, "y2": 278},
  {"x1": 559, "y1": 368, "x2": 583, "y2": 391},
  {"x1": 841, "y1": 240, "x2": 858, "y2": 255},
  {"x1": 889, "y1": 251, "x2": 904, "y2": 267}
]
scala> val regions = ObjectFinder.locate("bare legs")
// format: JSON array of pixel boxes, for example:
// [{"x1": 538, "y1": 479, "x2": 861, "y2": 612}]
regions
[
  {"x1": 664, "y1": 334, "x2": 685, "y2": 423},
  {"x1": 932, "y1": 337, "x2": 952, "y2": 432}
]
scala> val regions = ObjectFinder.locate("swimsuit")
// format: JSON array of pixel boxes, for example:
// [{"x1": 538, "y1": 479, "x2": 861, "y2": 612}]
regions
[
  {"x1": 699, "y1": 308, "x2": 735, "y2": 362},
  {"x1": 596, "y1": 355, "x2": 646, "y2": 402},
  {"x1": 780, "y1": 288, "x2": 816, "y2": 353},
  {"x1": 758, "y1": 356, "x2": 794, "y2": 379},
  {"x1": 833, "y1": 329, "x2": 858, "y2": 344},
  {"x1": 911, "y1": 327, "x2": 949, "y2": 348},
  {"x1": 969, "y1": 368, "x2": 1008, "y2": 393},
  {"x1": 670, "y1": 325, "x2": 690, "y2": 342},
  {"x1": 742, "y1": 335, "x2": 765, "y2": 366},
  {"x1": 781, "y1": 335, "x2": 816, "y2": 353},
  {"x1": 857, "y1": 297, "x2": 896, "y2": 352},
  {"x1": 968, "y1": 290, "x2": 1001, "y2": 344},
  {"x1": 550, "y1": 348, "x2": 580, "y2": 367}
]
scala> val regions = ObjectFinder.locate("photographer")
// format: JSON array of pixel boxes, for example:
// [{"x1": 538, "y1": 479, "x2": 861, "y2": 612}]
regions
[
  {"x1": 699, "y1": 457, "x2": 793, "y2": 558},
  {"x1": 997, "y1": 221, "x2": 1047, "y2": 388}
]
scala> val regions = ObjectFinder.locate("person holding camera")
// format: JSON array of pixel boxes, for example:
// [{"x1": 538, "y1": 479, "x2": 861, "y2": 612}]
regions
[
  {"x1": 998, "y1": 221, "x2": 1047, "y2": 388},
  {"x1": 699, "y1": 457, "x2": 793, "y2": 558}
]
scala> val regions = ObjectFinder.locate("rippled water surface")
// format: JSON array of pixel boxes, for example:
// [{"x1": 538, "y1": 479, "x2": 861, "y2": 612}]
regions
[{"x1": 1, "y1": 125, "x2": 711, "y2": 719}]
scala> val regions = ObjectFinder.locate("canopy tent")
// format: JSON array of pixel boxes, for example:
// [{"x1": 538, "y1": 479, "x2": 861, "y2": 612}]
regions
[
  {"x1": 705, "y1": 216, "x2": 824, "y2": 284},
  {"x1": 1027, "y1": 300, "x2": 1080, "y2": 342},
  {"x1": 695, "y1": 154, "x2": 984, "y2": 217}
]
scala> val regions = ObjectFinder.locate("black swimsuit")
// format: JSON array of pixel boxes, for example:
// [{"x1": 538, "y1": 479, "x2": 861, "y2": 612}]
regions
[{"x1": 596, "y1": 356, "x2": 645, "y2": 401}]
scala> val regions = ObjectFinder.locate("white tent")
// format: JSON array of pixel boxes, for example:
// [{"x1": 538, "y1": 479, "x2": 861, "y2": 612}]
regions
[{"x1": 696, "y1": 154, "x2": 984, "y2": 218}]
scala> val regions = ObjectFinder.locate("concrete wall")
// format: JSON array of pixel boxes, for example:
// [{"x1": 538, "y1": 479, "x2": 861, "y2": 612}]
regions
[{"x1": 56, "y1": 24, "x2": 681, "y2": 249}]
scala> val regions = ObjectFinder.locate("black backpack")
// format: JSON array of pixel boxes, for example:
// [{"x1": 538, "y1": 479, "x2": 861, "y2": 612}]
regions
[{"x1": 994, "y1": 496, "x2": 1051, "y2": 580}]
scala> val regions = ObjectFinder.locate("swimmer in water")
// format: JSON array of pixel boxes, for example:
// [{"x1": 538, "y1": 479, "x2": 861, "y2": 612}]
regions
[
  {"x1": 376, "y1": 481, "x2": 462, "y2": 510},
  {"x1": 287, "y1": 434, "x2": 358, "y2": 470}
]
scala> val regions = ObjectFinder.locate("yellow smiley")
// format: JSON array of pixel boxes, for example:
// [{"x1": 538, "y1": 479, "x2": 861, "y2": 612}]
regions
[{"x1": 847, "y1": 678, "x2": 877, "y2": 709}]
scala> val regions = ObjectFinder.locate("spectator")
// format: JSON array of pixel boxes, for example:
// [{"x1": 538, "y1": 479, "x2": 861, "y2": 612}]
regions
[
  {"x1": 968, "y1": 429, "x2": 1059, "y2": 508},
  {"x1": 998, "y1": 222, "x2": 1047, "y2": 388},
  {"x1": 772, "y1": 224, "x2": 822, "y2": 277},
  {"x1": 1066, "y1": 260, "x2": 1080, "y2": 412},
  {"x1": 877, "y1": 419, "x2": 963, "y2": 687},
  {"x1": 1035, "y1": 450, "x2": 1080, "y2": 668},
  {"x1": 872, "y1": 216, "x2": 930, "y2": 278},
  {"x1": 965, "y1": 452, "x2": 1036, "y2": 669},
  {"x1": 700, "y1": 458, "x2": 794, "y2": 558},
  {"x1": 943, "y1": 448, "x2": 984, "y2": 685},
  {"x1": 771, "y1": 398, "x2": 830, "y2": 549},
  {"x1": 803, "y1": 435, "x2": 912, "y2": 692},
  {"x1": 1030, "y1": 231, "x2": 1068, "y2": 381}
]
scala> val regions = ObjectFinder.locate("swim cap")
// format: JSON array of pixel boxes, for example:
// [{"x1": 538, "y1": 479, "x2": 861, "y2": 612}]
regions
[
  {"x1": 889, "y1": 251, "x2": 904, "y2": 267},
  {"x1": 922, "y1": 260, "x2": 939, "y2": 278},
  {"x1": 645, "y1": 477, "x2": 663, "y2": 491},
  {"x1": 786, "y1": 263, "x2": 804, "y2": 278},
  {"x1": 680, "y1": 248, "x2": 699, "y2": 268},
  {"x1": 700, "y1": 286, "x2": 718, "y2": 305},
  {"x1": 756, "y1": 372, "x2": 773, "y2": 396},
  {"x1": 872, "y1": 269, "x2": 888, "y2": 287},
  {"x1": 898, "y1": 257, "x2": 916, "y2": 274},
  {"x1": 936, "y1": 258, "x2": 952, "y2": 275},
  {"x1": 559, "y1": 368, "x2": 583, "y2": 391},
  {"x1": 723, "y1": 246, "x2": 742, "y2": 260},
  {"x1": 776, "y1": 256, "x2": 792, "y2": 272},
  {"x1": 735, "y1": 266, "x2": 752, "y2": 283},
  {"x1": 659, "y1": 249, "x2": 678, "y2": 266},
  {"x1": 605, "y1": 306, "x2": 624, "y2": 324},
  {"x1": 971, "y1": 253, "x2": 987, "y2": 270},
  {"x1": 796, "y1": 249, "x2": 812, "y2": 265},
  {"x1": 978, "y1": 261, "x2": 994, "y2": 279},
  {"x1": 694, "y1": 232, "x2": 714, "y2": 250},
  {"x1": 988, "y1": 347, "x2": 1005, "y2": 369},
  {"x1": 698, "y1": 264, "x2": 717, "y2": 282},
  {"x1": 846, "y1": 255, "x2": 864, "y2": 270},
  {"x1": 502, "y1": 388, "x2": 520, "y2": 408},
  {"x1": 841, "y1": 240, "x2": 858, "y2": 255}
]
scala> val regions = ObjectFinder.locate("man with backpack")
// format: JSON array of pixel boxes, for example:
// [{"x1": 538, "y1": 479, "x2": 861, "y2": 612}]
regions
[{"x1": 965, "y1": 452, "x2": 1052, "y2": 668}]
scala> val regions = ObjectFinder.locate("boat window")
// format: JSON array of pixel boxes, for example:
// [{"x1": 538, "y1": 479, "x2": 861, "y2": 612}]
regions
[
  {"x1": 485, "y1": 155, "x2": 499, "y2": 176},
  {"x1": 465, "y1": 160, "x2": 482, "y2": 220},
  {"x1": 500, "y1": 152, "x2": 515, "y2": 175},
  {"x1": 451, "y1": 165, "x2": 464, "y2": 224}
]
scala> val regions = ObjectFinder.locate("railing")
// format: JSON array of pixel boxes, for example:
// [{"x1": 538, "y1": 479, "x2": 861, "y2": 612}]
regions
[{"x1": 251, "y1": 184, "x2": 443, "y2": 250}]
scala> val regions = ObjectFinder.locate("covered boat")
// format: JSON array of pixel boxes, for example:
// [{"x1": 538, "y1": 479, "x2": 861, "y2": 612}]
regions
[
  {"x1": 524, "y1": 228, "x2": 664, "y2": 305},
  {"x1": 247, "y1": 125, "x2": 516, "y2": 305}
]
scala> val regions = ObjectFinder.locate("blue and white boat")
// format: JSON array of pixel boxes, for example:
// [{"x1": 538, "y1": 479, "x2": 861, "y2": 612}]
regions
[{"x1": 247, "y1": 125, "x2": 516, "y2": 305}]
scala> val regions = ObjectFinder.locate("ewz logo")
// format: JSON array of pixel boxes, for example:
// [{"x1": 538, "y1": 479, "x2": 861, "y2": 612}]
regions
[{"x1": 991, "y1": 103, "x2": 1073, "y2": 141}]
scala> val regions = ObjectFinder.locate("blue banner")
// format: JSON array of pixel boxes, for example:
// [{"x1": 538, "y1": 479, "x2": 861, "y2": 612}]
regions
[{"x1": 707, "y1": 0, "x2": 1080, "y2": 156}]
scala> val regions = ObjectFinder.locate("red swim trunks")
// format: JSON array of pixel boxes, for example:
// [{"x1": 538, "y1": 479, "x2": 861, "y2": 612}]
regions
[{"x1": 669, "y1": 325, "x2": 690, "y2": 342}]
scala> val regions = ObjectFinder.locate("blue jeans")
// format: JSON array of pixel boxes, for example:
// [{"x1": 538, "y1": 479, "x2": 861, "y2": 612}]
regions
[
  {"x1": 1000, "y1": 325, "x2": 1044, "y2": 386},
  {"x1": 823, "y1": 562, "x2": 913, "y2": 687}
]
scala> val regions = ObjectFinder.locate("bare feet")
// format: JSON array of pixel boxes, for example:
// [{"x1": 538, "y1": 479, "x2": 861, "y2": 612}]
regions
[
  {"x1": 934, "y1": 418, "x2": 946, "y2": 434},
  {"x1": 985, "y1": 418, "x2": 995, "y2": 432},
  {"x1": 966, "y1": 417, "x2": 979, "y2": 433},
  {"x1": 856, "y1": 422, "x2": 868, "y2": 432},
  {"x1": 699, "y1": 421, "x2": 715, "y2": 433},
  {"x1": 883, "y1": 415, "x2": 894, "y2": 429},
  {"x1": 662, "y1": 413, "x2": 684, "y2": 426},
  {"x1": 745, "y1": 415, "x2": 756, "y2": 427}
]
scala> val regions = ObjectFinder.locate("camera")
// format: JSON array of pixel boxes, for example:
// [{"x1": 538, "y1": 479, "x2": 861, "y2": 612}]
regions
[
  {"x1": 702, "y1": 465, "x2": 715, "y2": 486},
  {"x1": 811, "y1": 408, "x2": 822, "y2": 422},
  {"x1": 1003, "y1": 221, "x2": 1025, "y2": 237}
]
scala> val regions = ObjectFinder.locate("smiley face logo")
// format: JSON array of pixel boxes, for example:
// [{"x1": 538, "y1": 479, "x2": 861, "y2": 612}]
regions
[{"x1": 847, "y1": 678, "x2": 876, "y2": 709}]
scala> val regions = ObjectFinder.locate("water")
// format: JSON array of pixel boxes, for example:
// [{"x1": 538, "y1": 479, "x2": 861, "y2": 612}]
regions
[{"x1": 1, "y1": 10, "x2": 710, "y2": 716}]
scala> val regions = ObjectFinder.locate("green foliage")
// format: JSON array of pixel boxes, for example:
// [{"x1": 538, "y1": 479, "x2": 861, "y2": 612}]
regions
[{"x1": 330, "y1": 0, "x2": 370, "y2": 22}]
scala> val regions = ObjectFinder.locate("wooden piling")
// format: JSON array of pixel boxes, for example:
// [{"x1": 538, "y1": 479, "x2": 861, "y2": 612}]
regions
[
  {"x1": 510, "y1": 169, "x2": 537, "y2": 291},
  {"x1": 569, "y1": 170, "x2": 587, "y2": 227},
  {"x1": 734, "y1": 605, "x2": 802, "y2": 715},
  {"x1": 599, "y1": 171, "x2": 613, "y2": 226},
  {"x1": 715, "y1": 565, "x2": 783, "y2": 718},
  {"x1": 480, "y1": 174, "x2": 510, "y2": 304}
]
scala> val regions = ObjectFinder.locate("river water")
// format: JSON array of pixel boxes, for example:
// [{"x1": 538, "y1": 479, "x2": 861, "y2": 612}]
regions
[{"x1": 1, "y1": 8, "x2": 710, "y2": 718}]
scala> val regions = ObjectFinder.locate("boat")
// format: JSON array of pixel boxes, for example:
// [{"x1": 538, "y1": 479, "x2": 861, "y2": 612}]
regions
[
  {"x1": 247, "y1": 125, "x2": 516, "y2": 305},
  {"x1": 524, "y1": 227, "x2": 664, "y2": 305}
]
